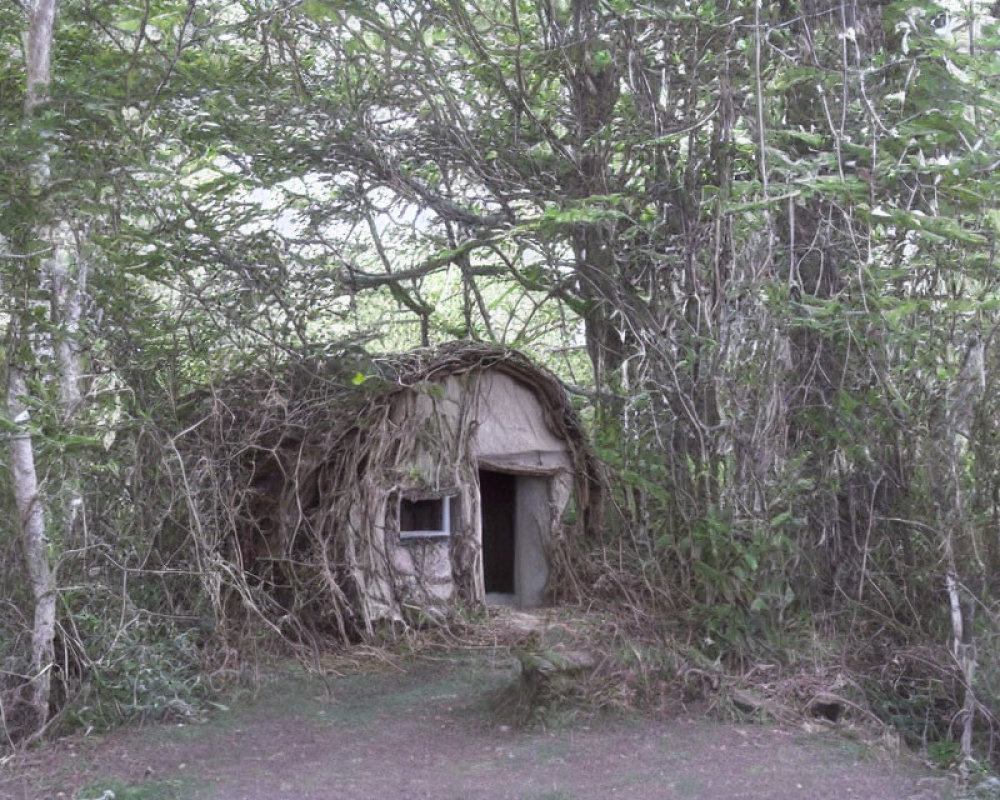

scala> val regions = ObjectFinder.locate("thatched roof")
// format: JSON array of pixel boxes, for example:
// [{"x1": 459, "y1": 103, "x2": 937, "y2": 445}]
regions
[{"x1": 174, "y1": 341, "x2": 602, "y2": 643}]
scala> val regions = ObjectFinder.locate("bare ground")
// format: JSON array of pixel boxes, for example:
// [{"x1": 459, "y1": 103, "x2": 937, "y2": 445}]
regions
[{"x1": 0, "y1": 651, "x2": 958, "y2": 800}]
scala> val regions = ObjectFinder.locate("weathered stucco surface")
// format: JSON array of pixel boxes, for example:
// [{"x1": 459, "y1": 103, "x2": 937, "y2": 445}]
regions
[
  {"x1": 473, "y1": 371, "x2": 574, "y2": 469},
  {"x1": 384, "y1": 371, "x2": 574, "y2": 611},
  {"x1": 513, "y1": 476, "x2": 550, "y2": 607}
]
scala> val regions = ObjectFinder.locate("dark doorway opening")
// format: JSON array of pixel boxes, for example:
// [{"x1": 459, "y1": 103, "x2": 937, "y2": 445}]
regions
[{"x1": 479, "y1": 469, "x2": 516, "y2": 594}]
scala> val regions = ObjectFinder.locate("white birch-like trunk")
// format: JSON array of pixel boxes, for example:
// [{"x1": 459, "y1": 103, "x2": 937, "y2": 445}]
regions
[
  {"x1": 49, "y1": 221, "x2": 85, "y2": 414},
  {"x1": 25, "y1": 0, "x2": 56, "y2": 115},
  {"x1": 941, "y1": 340, "x2": 985, "y2": 771},
  {"x1": 3, "y1": 0, "x2": 67, "y2": 737},
  {"x1": 6, "y1": 367, "x2": 57, "y2": 732},
  {"x1": 46, "y1": 220, "x2": 87, "y2": 570}
]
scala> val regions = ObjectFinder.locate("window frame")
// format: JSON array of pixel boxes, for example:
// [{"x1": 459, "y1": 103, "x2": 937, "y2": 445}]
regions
[{"x1": 398, "y1": 494, "x2": 454, "y2": 540}]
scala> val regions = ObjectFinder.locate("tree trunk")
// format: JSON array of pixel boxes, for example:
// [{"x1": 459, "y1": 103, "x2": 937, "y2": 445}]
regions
[
  {"x1": 939, "y1": 339, "x2": 986, "y2": 771},
  {"x1": 3, "y1": 0, "x2": 66, "y2": 738},
  {"x1": 5, "y1": 365, "x2": 57, "y2": 735},
  {"x1": 49, "y1": 221, "x2": 86, "y2": 414},
  {"x1": 26, "y1": 0, "x2": 57, "y2": 115}
]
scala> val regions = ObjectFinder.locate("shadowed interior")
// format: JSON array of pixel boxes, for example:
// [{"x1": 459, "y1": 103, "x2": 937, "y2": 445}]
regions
[{"x1": 480, "y1": 469, "x2": 516, "y2": 594}]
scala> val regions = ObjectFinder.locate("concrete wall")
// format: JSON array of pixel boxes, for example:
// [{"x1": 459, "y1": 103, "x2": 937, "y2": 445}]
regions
[
  {"x1": 472, "y1": 372, "x2": 573, "y2": 470},
  {"x1": 384, "y1": 369, "x2": 575, "y2": 611},
  {"x1": 514, "y1": 475, "x2": 551, "y2": 607}
]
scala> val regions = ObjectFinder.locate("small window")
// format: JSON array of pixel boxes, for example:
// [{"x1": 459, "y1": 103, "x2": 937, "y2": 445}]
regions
[{"x1": 399, "y1": 495, "x2": 453, "y2": 539}]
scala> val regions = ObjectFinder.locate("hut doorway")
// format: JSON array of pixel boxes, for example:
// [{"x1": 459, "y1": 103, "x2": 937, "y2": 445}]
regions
[{"x1": 479, "y1": 468, "x2": 550, "y2": 608}]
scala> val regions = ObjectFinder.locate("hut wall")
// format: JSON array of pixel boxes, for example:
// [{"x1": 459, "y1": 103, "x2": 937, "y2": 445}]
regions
[
  {"x1": 363, "y1": 369, "x2": 578, "y2": 618},
  {"x1": 389, "y1": 372, "x2": 576, "y2": 609},
  {"x1": 378, "y1": 378, "x2": 475, "y2": 614},
  {"x1": 472, "y1": 372, "x2": 573, "y2": 470}
]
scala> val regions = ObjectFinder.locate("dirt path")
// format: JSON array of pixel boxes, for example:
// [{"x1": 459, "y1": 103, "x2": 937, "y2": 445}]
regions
[{"x1": 0, "y1": 654, "x2": 956, "y2": 800}]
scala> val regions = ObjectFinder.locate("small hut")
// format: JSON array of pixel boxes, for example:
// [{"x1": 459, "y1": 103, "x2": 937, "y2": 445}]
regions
[{"x1": 181, "y1": 342, "x2": 601, "y2": 642}]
